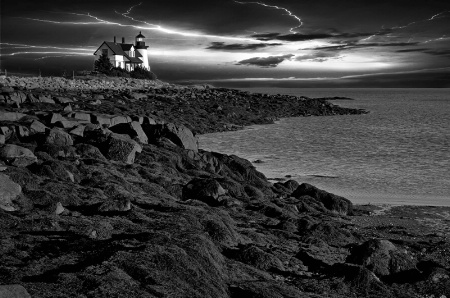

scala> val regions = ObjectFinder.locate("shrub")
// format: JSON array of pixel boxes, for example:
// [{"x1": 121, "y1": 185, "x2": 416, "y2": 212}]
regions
[
  {"x1": 109, "y1": 67, "x2": 130, "y2": 78},
  {"x1": 130, "y1": 66, "x2": 157, "y2": 80},
  {"x1": 94, "y1": 52, "x2": 113, "y2": 74}
]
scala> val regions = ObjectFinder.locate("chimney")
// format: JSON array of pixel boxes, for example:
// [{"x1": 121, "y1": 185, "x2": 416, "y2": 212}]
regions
[
  {"x1": 122, "y1": 37, "x2": 125, "y2": 44},
  {"x1": 114, "y1": 36, "x2": 116, "y2": 43}
]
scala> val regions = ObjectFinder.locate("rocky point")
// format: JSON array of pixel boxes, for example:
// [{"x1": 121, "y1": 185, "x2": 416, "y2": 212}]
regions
[{"x1": 0, "y1": 75, "x2": 448, "y2": 298}]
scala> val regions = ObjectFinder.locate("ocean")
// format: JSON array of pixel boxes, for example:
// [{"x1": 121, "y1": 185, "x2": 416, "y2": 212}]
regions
[{"x1": 199, "y1": 88, "x2": 450, "y2": 206}]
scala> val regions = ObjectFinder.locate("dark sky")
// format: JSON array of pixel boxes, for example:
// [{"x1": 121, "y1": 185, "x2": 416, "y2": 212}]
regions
[{"x1": 1, "y1": 0, "x2": 450, "y2": 87}]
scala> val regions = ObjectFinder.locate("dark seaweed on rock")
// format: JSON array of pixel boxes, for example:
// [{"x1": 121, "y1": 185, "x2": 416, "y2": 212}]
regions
[{"x1": 0, "y1": 76, "x2": 448, "y2": 298}]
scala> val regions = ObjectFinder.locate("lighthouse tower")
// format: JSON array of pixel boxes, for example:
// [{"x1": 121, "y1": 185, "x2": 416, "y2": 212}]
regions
[{"x1": 135, "y1": 31, "x2": 150, "y2": 70}]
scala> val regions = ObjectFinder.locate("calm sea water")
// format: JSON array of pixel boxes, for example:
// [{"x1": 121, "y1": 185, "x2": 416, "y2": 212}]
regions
[{"x1": 199, "y1": 88, "x2": 450, "y2": 206}]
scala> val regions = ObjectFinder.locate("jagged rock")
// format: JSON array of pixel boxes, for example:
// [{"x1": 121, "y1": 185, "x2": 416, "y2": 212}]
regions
[
  {"x1": 143, "y1": 123, "x2": 198, "y2": 152},
  {"x1": 47, "y1": 112, "x2": 65, "y2": 124},
  {"x1": 0, "y1": 173, "x2": 22, "y2": 211},
  {"x1": 38, "y1": 94, "x2": 55, "y2": 104},
  {"x1": 45, "y1": 128, "x2": 74, "y2": 146},
  {"x1": 69, "y1": 125, "x2": 86, "y2": 137},
  {"x1": 29, "y1": 120, "x2": 47, "y2": 134},
  {"x1": 292, "y1": 183, "x2": 353, "y2": 215},
  {"x1": 182, "y1": 178, "x2": 226, "y2": 206},
  {"x1": 0, "y1": 284, "x2": 31, "y2": 298},
  {"x1": 0, "y1": 111, "x2": 26, "y2": 122},
  {"x1": 55, "y1": 202, "x2": 65, "y2": 215},
  {"x1": 0, "y1": 144, "x2": 37, "y2": 167},
  {"x1": 8, "y1": 92, "x2": 27, "y2": 104},
  {"x1": 110, "y1": 121, "x2": 148, "y2": 144},
  {"x1": 347, "y1": 239, "x2": 417, "y2": 278},
  {"x1": 103, "y1": 133, "x2": 142, "y2": 164}
]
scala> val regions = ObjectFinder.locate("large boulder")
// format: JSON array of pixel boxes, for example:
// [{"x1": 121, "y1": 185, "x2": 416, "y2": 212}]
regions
[
  {"x1": 347, "y1": 239, "x2": 417, "y2": 278},
  {"x1": 292, "y1": 183, "x2": 353, "y2": 215},
  {"x1": 143, "y1": 123, "x2": 198, "y2": 152},
  {"x1": 110, "y1": 121, "x2": 148, "y2": 144},
  {"x1": 182, "y1": 178, "x2": 226, "y2": 206},
  {"x1": 0, "y1": 144, "x2": 37, "y2": 167},
  {"x1": 0, "y1": 284, "x2": 31, "y2": 298},
  {"x1": 103, "y1": 133, "x2": 142, "y2": 164},
  {"x1": 45, "y1": 128, "x2": 74, "y2": 146},
  {"x1": 0, "y1": 173, "x2": 22, "y2": 211}
]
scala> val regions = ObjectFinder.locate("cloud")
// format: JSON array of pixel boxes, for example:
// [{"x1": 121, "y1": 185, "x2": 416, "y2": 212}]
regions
[
  {"x1": 310, "y1": 41, "x2": 421, "y2": 52},
  {"x1": 236, "y1": 54, "x2": 294, "y2": 68},
  {"x1": 396, "y1": 48, "x2": 450, "y2": 56},
  {"x1": 296, "y1": 51, "x2": 342, "y2": 62},
  {"x1": 251, "y1": 32, "x2": 333, "y2": 41},
  {"x1": 250, "y1": 28, "x2": 395, "y2": 42},
  {"x1": 206, "y1": 42, "x2": 281, "y2": 51}
]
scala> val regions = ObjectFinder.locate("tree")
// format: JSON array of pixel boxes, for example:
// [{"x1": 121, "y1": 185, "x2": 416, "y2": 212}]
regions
[{"x1": 94, "y1": 52, "x2": 113, "y2": 74}]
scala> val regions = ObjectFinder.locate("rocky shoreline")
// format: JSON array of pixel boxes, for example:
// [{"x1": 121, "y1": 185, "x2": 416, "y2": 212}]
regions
[{"x1": 0, "y1": 76, "x2": 448, "y2": 298}]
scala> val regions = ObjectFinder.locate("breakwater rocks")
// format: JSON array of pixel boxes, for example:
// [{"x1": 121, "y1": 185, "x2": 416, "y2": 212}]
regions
[{"x1": 0, "y1": 77, "x2": 448, "y2": 298}]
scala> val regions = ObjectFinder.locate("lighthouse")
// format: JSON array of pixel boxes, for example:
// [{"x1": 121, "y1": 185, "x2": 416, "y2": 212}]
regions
[{"x1": 135, "y1": 31, "x2": 150, "y2": 70}]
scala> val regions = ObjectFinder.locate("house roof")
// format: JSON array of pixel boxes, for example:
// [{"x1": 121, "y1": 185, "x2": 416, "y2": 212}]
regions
[{"x1": 120, "y1": 44, "x2": 134, "y2": 51}]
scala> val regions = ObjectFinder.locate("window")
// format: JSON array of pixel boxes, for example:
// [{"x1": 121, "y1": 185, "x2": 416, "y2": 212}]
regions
[
  {"x1": 102, "y1": 49, "x2": 108, "y2": 56},
  {"x1": 130, "y1": 51, "x2": 134, "y2": 57}
]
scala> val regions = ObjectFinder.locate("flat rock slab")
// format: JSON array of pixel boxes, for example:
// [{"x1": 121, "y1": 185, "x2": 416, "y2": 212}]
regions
[
  {"x1": 0, "y1": 111, "x2": 26, "y2": 122},
  {"x1": 0, "y1": 173, "x2": 22, "y2": 211}
]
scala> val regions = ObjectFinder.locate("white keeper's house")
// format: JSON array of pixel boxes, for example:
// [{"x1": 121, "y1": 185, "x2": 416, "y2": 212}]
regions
[{"x1": 93, "y1": 31, "x2": 150, "y2": 71}]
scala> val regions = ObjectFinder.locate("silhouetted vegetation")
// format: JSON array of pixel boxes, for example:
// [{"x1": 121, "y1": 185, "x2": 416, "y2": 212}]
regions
[{"x1": 94, "y1": 52, "x2": 112, "y2": 74}]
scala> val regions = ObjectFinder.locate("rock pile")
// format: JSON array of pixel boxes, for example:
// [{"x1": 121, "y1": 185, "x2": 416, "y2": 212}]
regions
[
  {"x1": 0, "y1": 77, "x2": 448, "y2": 298},
  {"x1": 0, "y1": 76, "x2": 368, "y2": 134}
]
